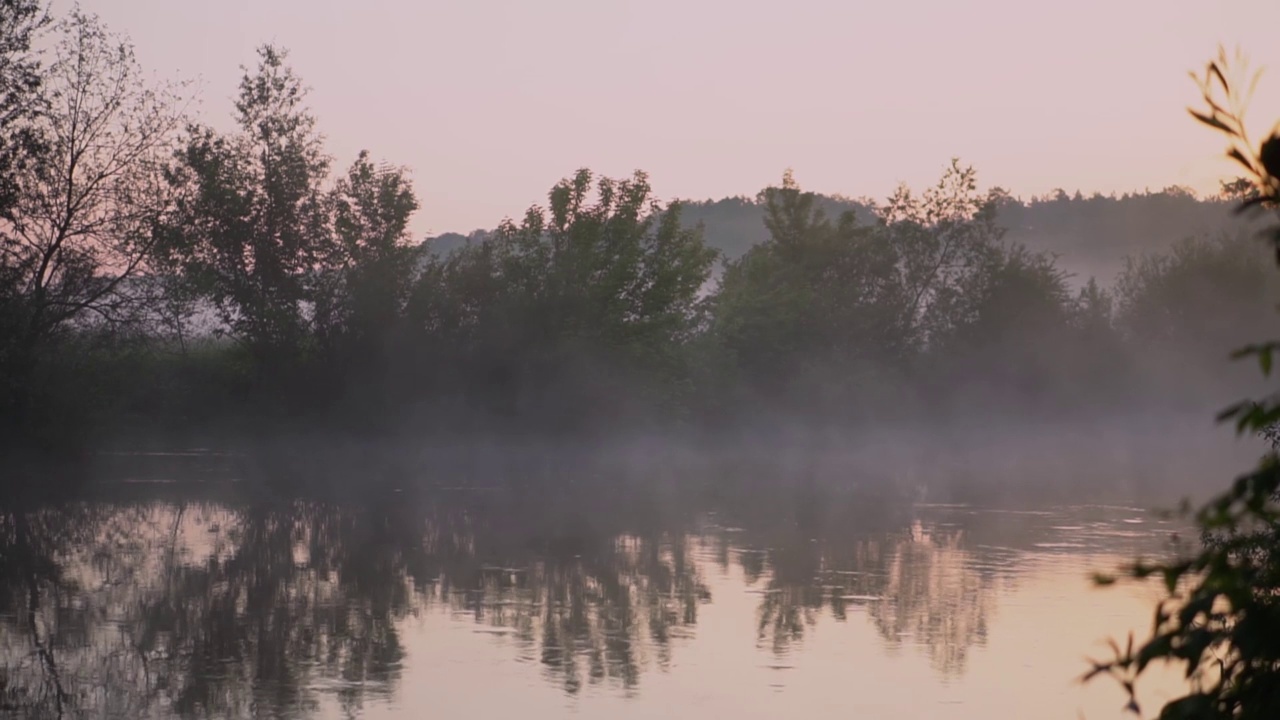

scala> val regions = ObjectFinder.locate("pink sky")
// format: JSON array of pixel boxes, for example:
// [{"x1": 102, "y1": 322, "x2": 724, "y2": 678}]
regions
[{"x1": 78, "y1": 0, "x2": 1280, "y2": 237}]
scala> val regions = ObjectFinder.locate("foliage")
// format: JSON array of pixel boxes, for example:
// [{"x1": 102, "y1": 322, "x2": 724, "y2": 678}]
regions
[
  {"x1": 675, "y1": 179, "x2": 1247, "y2": 287},
  {"x1": 1111, "y1": 232, "x2": 1280, "y2": 411},
  {"x1": 711, "y1": 170, "x2": 908, "y2": 411},
  {"x1": 317, "y1": 152, "x2": 419, "y2": 345},
  {"x1": 156, "y1": 45, "x2": 429, "y2": 422},
  {"x1": 311, "y1": 151, "x2": 420, "y2": 415},
  {"x1": 927, "y1": 243, "x2": 1082, "y2": 411},
  {"x1": 1115, "y1": 234, "x2": 1276, "y2": 352},
  {"x1": 3, "y1": 7, "x2": 1273, "y2": 474},
  {"x1": 158, "y1": 45, "x2": 332, "y2": 364},
  {"x1": 710, "y1": 162, "x2": 1081, "y2": 420},
  {"x1": 1086, "y1": 49, "x2": 1280, "y2": 720},
  {"x1": 876, "y1": 159, "x2": 1009, "y2": 346},
  {"x1": 0, "y1": 9, "x2": 189, "y2": 446},
  {"x1": 404, "y1": 169, "x2": 716, "y2": 430},
  {"x1": 0, "y1": 0, "x2": 46, "y2": 218}
]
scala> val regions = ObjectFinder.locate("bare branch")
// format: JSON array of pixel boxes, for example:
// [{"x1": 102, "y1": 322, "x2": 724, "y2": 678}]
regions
[{"x1": 0, "y1": 9, "x2": 191, "y2": 353}]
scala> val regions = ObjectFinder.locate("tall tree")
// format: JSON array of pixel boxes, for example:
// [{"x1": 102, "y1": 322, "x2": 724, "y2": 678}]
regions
[
  {"x1": 713, "y1": 171, "x2": 908, "y2": 407},
  {"x1": 159, "y1": 45, "x2": 331, "y2": 365},
  {"x1": 408, "y1": 169, "x2": 717, "y2": 427},
  {"x1": 0, "y1": 0, "x2": 47, "y2": 218},
  {"x1": 875, "y1": 159, "x2": 1007, "y2": 348},
  {"x1": 711, "y1": 164, "x2": 1012, "y2": 417},
  {"x1": 314, "y1": 150, "x2": 419, "y2": 359},
  {"x1": 0, "y1": 10, "x2": 188, "y2": 426},
  {"x1": 311, "y1": 151, "x2": 420, "y2": 418}
]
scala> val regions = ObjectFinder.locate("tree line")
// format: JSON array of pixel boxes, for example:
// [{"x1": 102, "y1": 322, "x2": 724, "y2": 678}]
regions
[
  {"x1": 1, "y1": 5, "x2": 1274, "y2": 465},
  {"x1": 627, "y1": 181, "x2": 1252, "y2": 283}
]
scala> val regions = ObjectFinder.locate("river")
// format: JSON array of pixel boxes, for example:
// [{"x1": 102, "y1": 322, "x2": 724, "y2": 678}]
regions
[{"x1": 0, "y1": 468, "x2": 1190, "y2": 719}]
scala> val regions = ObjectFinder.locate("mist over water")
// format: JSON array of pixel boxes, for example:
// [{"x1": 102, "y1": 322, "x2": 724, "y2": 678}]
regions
[
  {"x1": 0, "y1": 462, "x2": 1198, "y2": 720},
  {"x1": 5, "y1": 4, "x2": 1280, "y2": 718}
]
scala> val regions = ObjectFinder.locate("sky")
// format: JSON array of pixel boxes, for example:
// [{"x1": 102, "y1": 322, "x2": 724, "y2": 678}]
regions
[{"x1": 73, "y1": 0, "x2": 1280, "y2": 238}]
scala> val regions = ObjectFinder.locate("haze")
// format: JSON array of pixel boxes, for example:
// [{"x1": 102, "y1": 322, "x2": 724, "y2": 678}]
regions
[
  {"x1": 8, "y1": 1, "x2": 1280, "y2": 717},
  {"x1": 77, "y1": 0, "x2": 1280, "y2": 236}
]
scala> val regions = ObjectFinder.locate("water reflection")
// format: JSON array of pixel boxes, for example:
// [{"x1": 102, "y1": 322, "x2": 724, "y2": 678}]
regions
[
  {"x1": 0, "y1": 500, "x2": 420, "y2": 718},
  {"x1": 0, "y1": 487, "x2": 1180, "y2": 718},
  {"x1": 714, "y1": 516, "x2": 1000, "y2": 675},
  {"x1": 869, "y1": 521, "x2": 996, "y2": 675},
  {"x1": 431, "y1": 531, "x2": 711, "y2": 695}
]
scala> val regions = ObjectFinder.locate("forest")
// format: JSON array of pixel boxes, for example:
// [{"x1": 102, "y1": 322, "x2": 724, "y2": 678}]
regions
[{"x1": 2, "y1": 5, "x2": 1275, "y2": 491}]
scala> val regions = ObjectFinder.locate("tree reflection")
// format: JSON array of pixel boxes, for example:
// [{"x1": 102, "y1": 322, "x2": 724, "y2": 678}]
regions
[
  {"x1": 422, "y1": 530, "x2": 711, "y2": 695},
  {"x1": 0, "y1": 487, "x2": 1050, "y2": 717},
  {"x1": 0, "y1": 497, "x2": 429, "y2": 718},
  {"x1": 865, "y1": 521, "x2": 997, "y2": 675},
  {"x1": 0, "y1": 490, "x2": 713, "y2": 715},
  {"x1": 727, "y1": 508, "x2": 1002, "y2": 676}
]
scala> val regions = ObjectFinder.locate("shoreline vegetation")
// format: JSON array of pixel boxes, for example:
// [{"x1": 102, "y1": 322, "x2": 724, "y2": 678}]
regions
[{"x1": 0, "y1": 6, "x2": 1271, "y2": 504}]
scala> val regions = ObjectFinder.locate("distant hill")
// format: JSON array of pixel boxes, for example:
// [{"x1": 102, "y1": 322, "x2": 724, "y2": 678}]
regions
[
  {"x1": 675, "y1": 194, "x2": 877, "y2": 262},
  {"x1": 421, "y1": 188, "x2": 1261, "y2": 286},
  {"x1": 993, "y1": 190, "x2": 1258, "y2": 284},
  {"x1": 420, "y1": 231, "x2": 477, "y2": 257}
]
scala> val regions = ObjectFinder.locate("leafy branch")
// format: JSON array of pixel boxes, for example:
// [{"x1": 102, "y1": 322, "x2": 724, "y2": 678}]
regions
[{"x1": 1085, "y1": 48, "x2": 1280, "y2": 720}]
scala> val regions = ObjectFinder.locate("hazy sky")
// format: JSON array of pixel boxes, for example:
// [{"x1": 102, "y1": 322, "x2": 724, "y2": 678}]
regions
[{"x1": 75, "y1": 0, "x2": 1280, "y2": 237}]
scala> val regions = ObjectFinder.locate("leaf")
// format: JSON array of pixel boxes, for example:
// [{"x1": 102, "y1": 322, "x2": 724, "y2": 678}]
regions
[
  {"x1": 1216, "y1": 400, "x2": 1251, "y2": 423},
  {"x1": 1179, "y1": 629, "x2": 1216, "y2": 675},
  {"x1": 1227, "y1": 147, "x2": 1259, "y2": 175},
  {"x1": 1156, "y1": 693, "x2": 1214, "y2": 720},
  {"x1": 1176, "y1": 594, "x2": 1214, "y2": 628},
  {"x1": 1248, "y1": 67, "x2": 1265, "y2": 100},
  {"x1": 1189, "y1": 109, "x2": 1232, "y2": 133},
  {"x1": 1209, "y1": 62, "x2": 1229, "y2": 91}
]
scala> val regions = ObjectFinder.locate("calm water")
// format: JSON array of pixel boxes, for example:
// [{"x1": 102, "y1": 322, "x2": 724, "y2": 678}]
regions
[{"x1": 0, "y1": 471, "x2": 1191, "y2": 719}]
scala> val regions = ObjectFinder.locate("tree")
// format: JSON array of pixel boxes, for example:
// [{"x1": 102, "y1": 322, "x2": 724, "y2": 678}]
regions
[
  {"x1": 1087, "y1": 49, "x2": 1280, "y2": 720},
  {"x1": 1115, "y1": 234, "x2": 1276, "y2": 362},
  {"x1": 936, "y1": 244, "x2": 1070, "y2": 353},
  {"x1": 406, "y1": 169, "x2": 717, "y2": 429},
  {"x1": 875, "y1": 159, "x2": 1008, "y2": 348},
  {"x1": 0, "y1": 9, "x2": 188, "y2": 434},
  {"x1": 1220, "y1": 176, "x2": 1258, "y2": 202},
  {"x1": 321, "y1": 153, "x2": 419, "y2": 343},
  {"x1": 312, "y1": 151, "x2": 420, "y2": 415},
  {"x1": 159, "y1": 45, "x2": 331, "y2": 368},
  {"x1": 711, "y1": 171, "x2": 908, "y2": 413},
  {"x1": 711, "y1": 163, "x2": 1014, "y2": 420},
  {"x1": 0, "y1": 0, "x2": 47, "y2": 218}
]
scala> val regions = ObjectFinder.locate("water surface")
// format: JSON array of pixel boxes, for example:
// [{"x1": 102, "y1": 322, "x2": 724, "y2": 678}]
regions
[{"x1": 0, "y1": 477, "x2": 1189, "y2": 719}]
